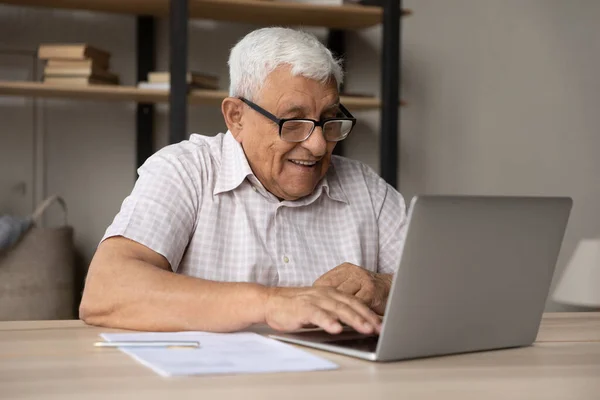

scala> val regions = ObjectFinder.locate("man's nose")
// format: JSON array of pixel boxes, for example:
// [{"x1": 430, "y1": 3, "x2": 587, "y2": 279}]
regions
[{"x1": 301, "y1": 126, "x2": 327, "y2": 157}]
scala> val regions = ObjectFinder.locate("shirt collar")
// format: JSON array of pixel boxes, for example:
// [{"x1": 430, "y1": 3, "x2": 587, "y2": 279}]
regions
[
  {"x1": 314, "y1": 163, "x2": 349, "y2": 205},
  {"x1": 213, "y1": 131, "x2": 254, "y2": 196},
  {"x1": 213, "y1": 132, "x2": 349, "y2": 206}
]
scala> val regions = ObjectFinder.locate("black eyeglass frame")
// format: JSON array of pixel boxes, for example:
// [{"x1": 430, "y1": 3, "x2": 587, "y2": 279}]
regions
[{"x1": 238, "y1": 97, "x2": 357, "y2": 142}]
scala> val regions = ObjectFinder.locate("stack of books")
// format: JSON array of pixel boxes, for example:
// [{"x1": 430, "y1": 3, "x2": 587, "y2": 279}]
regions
[
  {"x1": 38, "y1": 44, "x2": 119, "y2": 86},
  {"x1": 138, "y1": 71, "x2": 218, "y2": 91}
]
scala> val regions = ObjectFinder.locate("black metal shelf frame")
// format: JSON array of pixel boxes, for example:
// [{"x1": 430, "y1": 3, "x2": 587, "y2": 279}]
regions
[
  {"x1": 136, "y1": 16, "x2": 156, "y2": 171},
  {"x1": 380, "y1": 0, "x2": 401, "y2": 188}
]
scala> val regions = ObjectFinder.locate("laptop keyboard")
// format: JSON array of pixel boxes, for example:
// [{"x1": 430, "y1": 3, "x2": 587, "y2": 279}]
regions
[
  {"x1": 323, "y1": 335, "x2": 379, "y2": 352},
  {"x1": 287, "y1": 329, "x2": 380, "y2": 352}
]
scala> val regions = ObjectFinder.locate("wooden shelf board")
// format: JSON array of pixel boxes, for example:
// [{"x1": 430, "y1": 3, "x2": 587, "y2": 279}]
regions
[
  {"x1": 0, "y1": 81, "x2": 393, "y2": 110},
  {"x1": 0, "y1": 0, "x2": 410, "y2": 29},
  {"x1": 0, "y1": 80, "x2": 167, "y2": 103}
]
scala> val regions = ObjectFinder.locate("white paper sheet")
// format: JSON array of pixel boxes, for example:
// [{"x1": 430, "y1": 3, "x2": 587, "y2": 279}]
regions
[{"x1": 100, "y1": 331, "x2": 338, "y2": 377}]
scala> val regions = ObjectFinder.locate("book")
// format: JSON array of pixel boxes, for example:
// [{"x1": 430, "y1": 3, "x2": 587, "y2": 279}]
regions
[
  {"x1": 38, "y1": 44, "x2": 110, "y2": 67},
  {"x1": 44, "y1": 65, "x2": 119, "y2": 84},
  {"x1": 43, "y1": 76, "x2": 117, "y2": 86},
  {"x1": 147, "y1": 71, "x2": 218, "y2": 90},
  {"x1": 137, "y1": 82, "x2": 170, "y2": 90},
  {"x1": 137, "y1": 81, "x2": 218, "y2": 91},
  {"x1": 46, "y1": 59, "x2": 109, "y2": 70}
]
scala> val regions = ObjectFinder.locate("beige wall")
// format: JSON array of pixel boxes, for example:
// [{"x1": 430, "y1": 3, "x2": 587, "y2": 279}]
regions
[
  {"x1": 398, "y1": 0, "x2": 600, "y2": 311},
  {"x1": 1, "y1": 1, "x2": 598, "y2": 311}
]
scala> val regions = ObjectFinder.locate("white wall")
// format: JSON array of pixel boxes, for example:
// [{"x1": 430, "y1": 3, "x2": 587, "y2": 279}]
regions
[{"x1": 1, "y1": 1, "x2": 599, "y2": 311}]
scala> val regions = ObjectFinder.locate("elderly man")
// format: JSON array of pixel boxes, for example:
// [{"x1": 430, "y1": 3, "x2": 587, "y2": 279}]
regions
[{"x1": 80, "y1": 27, "x2": 407, "y2": 335}]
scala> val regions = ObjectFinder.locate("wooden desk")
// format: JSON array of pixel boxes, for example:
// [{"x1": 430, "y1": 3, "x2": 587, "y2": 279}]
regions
[{"x1": 1, "y1": 313, "x2": 599, "y2": 399}]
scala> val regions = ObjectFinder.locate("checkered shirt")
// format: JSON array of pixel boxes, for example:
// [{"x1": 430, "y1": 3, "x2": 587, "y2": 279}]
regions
[{"x1": 103, "y1": 132, "x2": 408, "y2": 287}]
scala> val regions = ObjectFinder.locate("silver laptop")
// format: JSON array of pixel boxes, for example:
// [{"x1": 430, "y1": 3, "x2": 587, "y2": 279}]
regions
[{"x1": 270, "y1": 195, "x2": 572, "y2": 361}]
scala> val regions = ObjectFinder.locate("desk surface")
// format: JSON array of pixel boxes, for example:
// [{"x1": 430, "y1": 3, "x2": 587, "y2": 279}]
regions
[{"x1": 1, "y1": 313, "x2": 599, "y2": 400}]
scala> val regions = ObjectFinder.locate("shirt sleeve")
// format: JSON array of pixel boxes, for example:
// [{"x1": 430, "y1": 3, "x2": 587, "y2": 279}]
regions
[
  {"x1": 102, "y1": 153, "x2": 200, "y2": 271},
  {"x1": 377, "y1": 185, "x2": 408, "y2": 274}
]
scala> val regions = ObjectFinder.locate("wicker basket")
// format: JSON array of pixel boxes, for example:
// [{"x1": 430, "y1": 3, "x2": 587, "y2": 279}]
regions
[{"x1": 0, "y1": 196, "x2": 75, "y2": 321}]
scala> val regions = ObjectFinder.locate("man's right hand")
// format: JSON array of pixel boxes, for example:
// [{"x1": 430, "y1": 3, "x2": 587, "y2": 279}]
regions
[{"x1": 263, "y1": 287, "x2": 382, "y2": 335}]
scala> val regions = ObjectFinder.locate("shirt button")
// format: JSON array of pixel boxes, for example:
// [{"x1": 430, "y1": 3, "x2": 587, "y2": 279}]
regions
[
  {"x1": 252, "y1": 186, "x2": 258, "y2": 192},
  {"x1": 283, "y1": 256, "x2": 290, "y2": 263}
]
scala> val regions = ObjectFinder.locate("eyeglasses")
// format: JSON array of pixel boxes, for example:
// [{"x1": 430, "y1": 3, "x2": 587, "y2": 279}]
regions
[{"x1": 239, "y1": 97, "x2": 356, "y2": 143}]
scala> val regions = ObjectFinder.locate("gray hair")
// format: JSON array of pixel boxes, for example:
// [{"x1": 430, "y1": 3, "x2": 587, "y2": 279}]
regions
[{"x1": 228, "y1": 27, "x2": 344, "y2": 100}]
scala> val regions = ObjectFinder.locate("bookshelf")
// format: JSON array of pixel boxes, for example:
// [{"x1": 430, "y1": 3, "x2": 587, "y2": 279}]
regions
[
  {"x1": 0, "y1": 0, "x2": 406, "y2": 187},
  {"x1": 0, "y1": 80, "x2": 392, "y2": 110}
]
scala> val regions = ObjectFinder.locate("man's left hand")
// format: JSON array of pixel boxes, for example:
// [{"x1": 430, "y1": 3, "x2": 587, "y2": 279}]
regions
[{"x1": 313, "y1": 263, "x2": 392, "y2": 315}]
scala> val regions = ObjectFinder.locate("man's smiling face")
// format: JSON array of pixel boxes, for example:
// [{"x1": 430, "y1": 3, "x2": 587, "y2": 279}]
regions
[{"x1": 234, "y1": 66, "x2": 340, "y2": 201}]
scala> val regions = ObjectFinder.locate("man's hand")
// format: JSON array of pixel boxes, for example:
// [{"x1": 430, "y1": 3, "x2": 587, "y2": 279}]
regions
[
  {"x1": 313, "y1": 263, "x2": 392, "y2": 315},
  {"x1": 264, "y1": 286, "x2": 382, "y2": 335}
]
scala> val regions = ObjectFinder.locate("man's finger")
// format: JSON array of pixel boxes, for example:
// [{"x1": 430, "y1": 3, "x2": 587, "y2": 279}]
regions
[
  {"x1": 355, "y1": 286, "x2": 375, "y2": 304},
  {"x1": 356, "y1": 282, "x2": 388, "y2": 316},
  {"x1": 307, "y1": 308, "x2": 343, "y2": 334},
  {"x1": 336, "y1": 279, "x2": 362, "y2": 296},
  {"x1": 313, "y1": 277, "x2": 331, "y2": 287},
  {"x1": 326, "y1": 291, "x2": 382, "y2": 332},
  {"x1": 316, "y1": 298, "x2": 375, "y2": 335},
  {"x1": 314, "y1": 273, "x2": 344, "y2": 287}
]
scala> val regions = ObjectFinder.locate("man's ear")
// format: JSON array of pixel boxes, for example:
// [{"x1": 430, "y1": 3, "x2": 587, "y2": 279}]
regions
[{"x1": 221, "y1": 97, "x2": 244, "y2": 140}]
